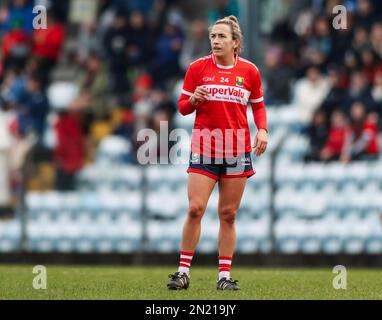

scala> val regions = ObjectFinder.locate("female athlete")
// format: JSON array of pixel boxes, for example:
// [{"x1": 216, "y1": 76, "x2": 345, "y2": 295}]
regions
[{"x1": 167, "y1": 15, "x2": 268, "y2": 290}]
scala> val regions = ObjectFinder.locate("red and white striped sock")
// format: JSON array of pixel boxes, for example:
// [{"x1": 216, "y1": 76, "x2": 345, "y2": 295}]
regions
[
  {"x1": 178, "y1": 250, "x2": 194, "y2": 275},
  {"x1": 218, "y1": 256, "x2": 232, "y2": 280}
]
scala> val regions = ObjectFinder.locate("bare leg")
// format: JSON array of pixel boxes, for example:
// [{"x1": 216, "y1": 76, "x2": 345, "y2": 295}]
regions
[
  {"x1": 217, "y1": 177, "x2": 247, "y2": 257},
  {"x1": 181, "y1": 173, "x2": 217, "y2": 251}
]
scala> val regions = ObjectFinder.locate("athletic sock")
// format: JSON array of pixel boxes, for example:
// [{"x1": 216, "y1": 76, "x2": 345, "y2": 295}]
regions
[
  {"x1": 178, "y1": 250, "x2": 194, "y2": 275},
  {"x1": 218, "y1": 256, "x2": 232, "y2": 280}
]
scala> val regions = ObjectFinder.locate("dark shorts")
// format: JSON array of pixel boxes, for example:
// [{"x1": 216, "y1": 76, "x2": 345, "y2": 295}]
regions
[{"x1": 187, "y1": 152, "x2": 256, "y2": 181}]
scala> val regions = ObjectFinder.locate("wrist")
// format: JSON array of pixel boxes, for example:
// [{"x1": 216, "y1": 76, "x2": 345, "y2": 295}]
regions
[
  {"x1": 189, "y1": 96, "x2": 198, "y2": 106},
  {"x1": 259, "y1": 128, "x2": 268, "y2": 133}
]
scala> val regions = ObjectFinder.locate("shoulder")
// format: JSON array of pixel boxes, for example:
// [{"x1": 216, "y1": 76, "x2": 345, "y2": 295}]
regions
[
  {"x1": 237, "y1": 57, "x2": 260, "y2": 73},
  {"x1": 189, "y1": 55, "x2": 213, "y2": 69}
]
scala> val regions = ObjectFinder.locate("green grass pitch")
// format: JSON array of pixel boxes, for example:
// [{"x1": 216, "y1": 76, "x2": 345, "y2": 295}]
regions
[{"x1": 0, "y1": 265, "x2": 381, "y2": 300}]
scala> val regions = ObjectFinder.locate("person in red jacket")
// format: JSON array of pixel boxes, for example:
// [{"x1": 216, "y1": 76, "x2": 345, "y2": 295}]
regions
[
  {"x1": 167, "y1": 15, "x2": 267, "y2": 291},
  {"x1": 341, "y1": 101, "x2": 380, "y2": 162},
  {"x1": 320, "y1": 109, "x2": 350, "y2": 161},
  {"x1": 2, "y1": 19, "x2": 30, "y2": 71},
  {"x1": 32, "y1": 12, "x2": 65, "y2": 86},
  {"x1": 53, "y1": 96, "x2": 87, "y2": 191}
]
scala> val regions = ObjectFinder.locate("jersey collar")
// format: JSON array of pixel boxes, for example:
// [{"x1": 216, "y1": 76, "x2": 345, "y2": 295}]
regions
[{"x1": 212, "y1": 54, "x2": 238, "y2": 69}]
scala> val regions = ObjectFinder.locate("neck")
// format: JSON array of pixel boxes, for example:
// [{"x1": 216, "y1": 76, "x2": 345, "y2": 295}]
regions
[{"x1": 215, "y1": 54, "x2": 235, "y2": 66}]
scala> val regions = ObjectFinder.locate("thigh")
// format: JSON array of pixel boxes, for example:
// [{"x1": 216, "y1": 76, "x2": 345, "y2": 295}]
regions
[
  {"x1": 218, "y1": 177, "x2": 247, "y2": 213},
  {"x1": 188, "y1": 172, "x2": 217, "y2": 207}
]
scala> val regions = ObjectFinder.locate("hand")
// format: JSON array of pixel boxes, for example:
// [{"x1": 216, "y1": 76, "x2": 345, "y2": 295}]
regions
[
  {"x1": 253, "y1": 128, "x2": 268, "y2": 157},
  {"x1": 189, "y1": 86, "x2": 209, "y2": 106}
]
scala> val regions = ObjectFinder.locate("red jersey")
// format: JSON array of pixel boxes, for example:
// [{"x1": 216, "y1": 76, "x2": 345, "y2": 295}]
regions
[
  {"x1": 178, "y1": 54, "x2": 267, "y2": 158},
  {"x1": 323, "y1": 127, "x2": 349, "y2": 156},
  {"x1": 32, "y1": 23, "x2": 65, "y2": 61}
]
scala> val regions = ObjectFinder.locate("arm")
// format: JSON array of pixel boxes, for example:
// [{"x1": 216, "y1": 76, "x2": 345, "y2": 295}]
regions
[
  {"x1": 250, "y1": 70, "x2": 268, "y2": 156},
  {"x1": 178, "y1": 65, "x2": 197, "y2": 116},
  {"x1": 178, "y1": 64, "x2": 208, "y2": 116},
  {"x1": 178, "y1": 90, "x2": 198, "y2": 116}
]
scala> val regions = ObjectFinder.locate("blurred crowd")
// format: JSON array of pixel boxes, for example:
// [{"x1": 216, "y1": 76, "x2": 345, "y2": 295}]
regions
[
  {"x1": 0, "y1": 0, "x2": 239, "y2": 215},
  {"x1": 263, "y1": 0, "x2": 382, "y2": 162},
  {"x1": 0, "y1": 0, "x2": 382, "y2": 214}
]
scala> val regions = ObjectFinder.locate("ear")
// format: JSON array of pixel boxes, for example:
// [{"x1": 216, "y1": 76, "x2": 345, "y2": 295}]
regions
[{"x1": 233, "y1": 39, "x2": 240, "y2": 51}]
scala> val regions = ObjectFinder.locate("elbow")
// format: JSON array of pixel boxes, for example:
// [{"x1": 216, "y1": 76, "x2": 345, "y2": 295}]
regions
[{"x1": 178, "y1": 107, "x2": 188, "y2": 116}]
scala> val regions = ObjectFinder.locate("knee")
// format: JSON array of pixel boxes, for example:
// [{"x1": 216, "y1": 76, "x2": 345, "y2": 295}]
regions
[
  {"x1": 219, "y1": 206, "x2": 237, "y2": 225},
  {"x1": 188, "y1": 202, "x2": 205, "y2": 221}
]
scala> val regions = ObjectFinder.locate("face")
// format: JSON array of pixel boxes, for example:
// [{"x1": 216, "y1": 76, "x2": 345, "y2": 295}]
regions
[
  {"x1": 313, "y1": 111, "x2": 325, "y2": 125},
  {"x1": 209, "y1": 24, "x2": 239, "y2": 58},
  {"x1": 130, "y1": 11, "x2": 144, "y2": 29},
  {"x1": 351, "y1": 102, "x2": 365, "y2": 120},
  {"x1": 314, "y1": 18, "x2": 329, "y2": 36},
  {"x1": 358, "y1": 0, "x2": 371, "y2": 14},
  {"x1": 354, "y1": 28, "x2": 368, "y2": 44},
  {"x1": 332, "y1": 111, "x2": 345, "y2": 127},
  {"x1": 361, "y1": 50, "x2": 374, "y2": 65},
  {"x1": 88, "y1": 56, "x2": 100, "y2": 71},
  {"x1": 307, "y1": 67, "x2": 320, "y2": 82},
  {"x1": 351, "y1": 73, "x2": 366, "y2": 90},
  {"x1": 371, "y1": 23, "x2": 382, "y2": 40},
  {"x1": 27, "y1": 79, "x2": 39, "y2": 92}
]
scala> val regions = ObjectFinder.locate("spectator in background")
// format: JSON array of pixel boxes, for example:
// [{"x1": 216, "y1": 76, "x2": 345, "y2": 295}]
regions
[
  {"x1": 353, "y1": 0, "x2": 379, "y2": 31},
  {"x1": 54, "y1": 95, "x2": 88, "y2": 191},
  {"x1": 351, "y1": 26, "x2": 370, "y2": 56},
  {"x1": 372, "y1": 70, "x2": 382, "y2": 116},
  {"x1": 76, "y1": 21, "x2": 103, "y2": 65},
  {"x1": 360, "y1": 48, "x2": 382, "y2": 85},
  {"x1": 320, "y1": 65, "x2": 347, "y2": 120},
  {"x1": 1, "y1": 18, "x2": 30, "y2": 72},
  {"x1": 294, "y1": 66, "x2": 330, "y2": 126},
  {"x1": 343, "y1": 49, "x2": 360, "y2": 86},
  {"x1": 103, "y1": 10, "x2": 129, "y2": 100},
  {"x1": 262, "y1": 45, "x2": 294, "y2": 104},
  {"x1": 304, "y1": 109, "x2": 329, "y2": 161},
  {"x1": 132, "y1": 72, "x2": 153, "y2": 102},
  {"x1": 320, "y1": 109, "x2": 350, "y2": 161},
  {"x1": 343, "y1": 71, "x2": 376, "y2": 114},
  {"x1": 308, "y1": 15, "x2": 332, "y2": 62},
  {"x1": 17, "y1": 75, "x2": 49, "y2": 139},
  {"x1": 149, "y1": 13, "x2": 184, "y2": 86},
  {"x1": 179, "y1": 19, "x2": 210, "y2": 72},
  {"x1": 126, "y1": 10, "x2": 152, "y2": 68},
  {"x1": 32, "y1": 11, "x2": 65, "y2": 87},
  {"x1": 370, "y1": 22, "x2": 382, "y2": 58},
  {"x1": 3, "y1": 0, "x2": 34, "y2": 35},
  {"x1": 342, "y1": 101, "x2": 379, "y2": 161},
  {"x1": 77, "y1": 52, "x2": 109, "y2": 119},
  {"x1": 1, "y1": 68, "x2": 27, "y2": 110}
]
